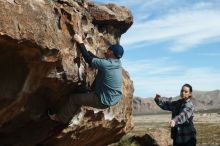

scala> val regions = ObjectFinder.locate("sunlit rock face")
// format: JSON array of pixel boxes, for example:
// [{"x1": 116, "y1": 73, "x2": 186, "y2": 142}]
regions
[{"x1": 0, "y1": 0, "x2": 133, "y2": 145}]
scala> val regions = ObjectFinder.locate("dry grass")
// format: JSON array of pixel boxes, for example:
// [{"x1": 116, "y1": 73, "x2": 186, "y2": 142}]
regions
[{"x1": 111, "y1": 112, "x2": 220, "y2": 146}]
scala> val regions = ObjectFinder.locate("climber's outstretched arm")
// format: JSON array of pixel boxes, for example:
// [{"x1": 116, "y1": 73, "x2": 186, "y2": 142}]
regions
[{"x1": 74, "y1": 34, "x2": 94, "y2": 65}]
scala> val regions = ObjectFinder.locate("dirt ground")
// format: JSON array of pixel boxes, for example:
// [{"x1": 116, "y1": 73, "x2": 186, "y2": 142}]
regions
[{"x1": 132, "y1": 112, "x2": 220, "y2": 146}]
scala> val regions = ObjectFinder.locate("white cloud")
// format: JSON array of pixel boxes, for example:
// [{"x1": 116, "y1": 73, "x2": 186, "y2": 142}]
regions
[
  {"x1": 197, "y1": 53, "x2": 220, "y2": 57},
  {"x1": 133, "y1": 68, "x2": 220, "y2": 98},
  {"x1": 123, "y1": 58, "x2": 180, "y2": 76},
  {"x1": 121, "y1": 10, "x2": 220, "y2": 53},
  {"x1": 123, "y1": 58, "x2": 220, "y2": 97}
]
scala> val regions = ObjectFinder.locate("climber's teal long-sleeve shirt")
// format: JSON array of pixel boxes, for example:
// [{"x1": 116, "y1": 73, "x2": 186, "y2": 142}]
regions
[
  {"x1": 91, "y1": 58, "x2": 122, "y2": 106},
  {"x1": 79, "y1": 43, "x2": 122, "y2": 106}
]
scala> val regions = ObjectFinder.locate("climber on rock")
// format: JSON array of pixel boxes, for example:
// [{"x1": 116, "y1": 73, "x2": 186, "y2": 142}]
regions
[{"x1": 49, "y1": 33, "x2": 124, "y2": 124}]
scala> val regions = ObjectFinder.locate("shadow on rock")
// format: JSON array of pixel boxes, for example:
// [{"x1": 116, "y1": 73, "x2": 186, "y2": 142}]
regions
[{"x1": 132, "y1": 134, "x2": 159, "y2": 146}]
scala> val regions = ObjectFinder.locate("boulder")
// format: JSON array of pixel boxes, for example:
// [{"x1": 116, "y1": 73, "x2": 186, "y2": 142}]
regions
[{"x1": 0, "y1": 0, "x2": 133, "y2": 145}]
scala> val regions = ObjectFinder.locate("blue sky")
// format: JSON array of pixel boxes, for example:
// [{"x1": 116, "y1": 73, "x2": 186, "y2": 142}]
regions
[{"x1": 93, "y1": 0, "x2": 220, "y2": 97}]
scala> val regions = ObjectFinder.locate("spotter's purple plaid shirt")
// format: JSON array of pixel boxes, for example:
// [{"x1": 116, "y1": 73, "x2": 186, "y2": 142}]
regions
[{"x1": 155, "y1": 96, "x2": 196, "y2": 144}]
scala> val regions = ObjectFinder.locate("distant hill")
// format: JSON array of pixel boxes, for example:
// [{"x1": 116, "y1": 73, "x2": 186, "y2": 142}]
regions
[{"x1": 133, "y1": 90, "x2": 220, "y2": 114}]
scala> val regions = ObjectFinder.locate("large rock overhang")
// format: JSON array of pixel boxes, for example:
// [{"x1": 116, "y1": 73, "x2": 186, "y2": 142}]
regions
[{"x1": 0, "y1": 0, "x2": 134, "y2": 146}]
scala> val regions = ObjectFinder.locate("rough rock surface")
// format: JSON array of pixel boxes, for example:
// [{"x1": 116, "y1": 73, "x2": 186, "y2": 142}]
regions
[
  {"x1": 0, "y1": 0, "x2": 133, "y2": 145},
  {"x1": 132, "y1": 128, "x2": 172, "y2": 146}
]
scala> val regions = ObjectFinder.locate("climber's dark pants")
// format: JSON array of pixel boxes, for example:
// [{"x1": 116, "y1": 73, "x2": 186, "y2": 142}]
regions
[{"x1": 58, "y1": 92, "x2": 109, "y2": 123}]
